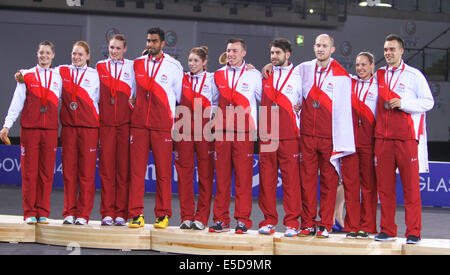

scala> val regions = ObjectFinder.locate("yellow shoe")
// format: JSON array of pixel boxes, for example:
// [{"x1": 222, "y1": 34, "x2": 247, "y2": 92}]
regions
[
  {"x1": 129, "y1": 214, "x2": 145, "y2": 228},
  {"x1": 154, "y1": 215, "x2": 169, "y2": 229}
]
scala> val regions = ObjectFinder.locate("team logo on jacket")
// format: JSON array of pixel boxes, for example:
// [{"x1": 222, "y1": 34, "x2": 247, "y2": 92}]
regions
[
  {"x1": 160, "y1": 74, "x2": 168, "y2": 84},
  {"x1": 285, "y1": 85, "x2": 293, "y2": 94},
  {"x1": 123, "y1": 72, "x2": 131, "y2": 80},
  {"x1": 52, "y1": 82, "x2": 59, "y2": 88},
  {"x1": 83, "y1": 78, "x2": 91, "y2": 87},
  {"x1": 241, "y1": 83, "x2": 249, "y2": 92}
]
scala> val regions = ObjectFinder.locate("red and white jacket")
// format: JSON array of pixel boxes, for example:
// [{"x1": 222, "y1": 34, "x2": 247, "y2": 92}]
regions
[
  {"x1": 350, "y1": 74, "x2": 378, "y2": 147},
  {"x1": 375, "y1": 60, "x2": 434, "y2": 172},
  {"x1": 177, "y1": 71, "x2": 219, "y2": 138},
  {"x1": 58, "y1": 64, "x2": 100, "y2": 128},
  {"x1": 96, "y1": 58, "x2": 136, "y2": 126},
  {"x1": 132, "y1": 53, "x2": 183, "y2": 131},
  {"x1": 295, "y1": 58, "x2": 355, "y2": 175},
  {"x1": 260, "y1": 63, "x2": 302, "y2": 140},
  {"x1": 214, "y1": 62, "x2": 262, "y2": 133},
  {"x1": 3, "y1": 65, "x2": 62, "y2": 130}
]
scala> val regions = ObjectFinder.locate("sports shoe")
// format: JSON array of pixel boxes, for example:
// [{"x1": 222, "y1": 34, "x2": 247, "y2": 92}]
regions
[
  {"x1": 235, "y1": 221, "x2": 248, "y2": 234},
  {"x1": 316, "y1": 226, "x2": 329, "y2": 238},
  {"x1": 154, "y1": 215, "x2": 169, "y2": 229},
  {"x1": 331, "y1": 219, "x2": 344, "y2": 232},
  {"x1": 114, "y1": 217, "x2": 127, "y2": 226},
  {"x1": 25, "y1": 217, "x2": 37, "y2": 224},
  {"x1": 75, "y1": 217, "x2": 87, "y2": 225},
  {"x1": 346, "y1": 232, "x2": 358, "y2": 239},
  {"x1": 180, "y1": 220, "x2": 192, "y2": 229},
  {"x1": 357, "y1": 231, "x2": 369, "y2": 239},
  {"x1": 63, "y1": 216, "x2": 75, "y2": 225},
  {"x1": 209, "y1": 221, "x2": 230, "y2": 233},
  {"x1": 38, "y1": 217, "x2": 49, "y2": 224},
  {"x1": 298, "y1": 227, "x2": 316, "y2": 237},
  {"x1": 192, "y1": 221, "x2": 205, "y2": 230},
  {"x1": 406, "y1": 235, "x2": 420, "y2": 244},
  {"x1": 129, "y1": 214, "x2": 145, "y2": 228},
  {"x1": 259, "y1": 224, "x2": 275, "y2": 235},
  {"x1": 101, "y1": 216, "x2": 114, "y2": 226},
  {"x1": 374, "y1": 232, "x2": 396, "y2": 242},
  {"x1": 284, "y1": 227, "x2": 298, "y2": 237}
]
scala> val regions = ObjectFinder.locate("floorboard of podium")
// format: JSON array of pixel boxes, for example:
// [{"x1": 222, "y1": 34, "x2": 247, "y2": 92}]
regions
[{"x1": 1, "y1": 215, "x2": 448, "y2": 255}]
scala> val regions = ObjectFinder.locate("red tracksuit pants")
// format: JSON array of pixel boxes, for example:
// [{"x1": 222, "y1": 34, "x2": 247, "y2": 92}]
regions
[
  {"x1": 374, "y1": 138, "x2": 421, "y2": 238},
  {"x1": 299, "y1": 135, "x2": 339, "y2": 231},
  {"x1": 258, "y1": 138, "x2": 302, "y2": 229},
  {"x1": 128, "y1": 127, "x2": 173, "y2": 219},
  {"x1": 341, "y1": 146, "x2": 378, "y2": 233},
  {"x1": 99, "y1": 124, "x2": 130, "y2": 220},
  {"x1": 61, "y1": 126, "x2": 99, "y2": 222},
  {"x1": 20, "y1": 128, "x2": 58, "y2": 220},
  {"x1": 174, "y1": 139, "x2": 214, "y2": 225},
  {"x1": 213, "y1": 138, "x2": 254, "y2": 228}
]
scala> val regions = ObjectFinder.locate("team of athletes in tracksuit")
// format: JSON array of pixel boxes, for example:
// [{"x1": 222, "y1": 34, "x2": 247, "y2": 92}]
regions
[{"x1": 0, "y1": 28, "x2": 434, "y2": 244}]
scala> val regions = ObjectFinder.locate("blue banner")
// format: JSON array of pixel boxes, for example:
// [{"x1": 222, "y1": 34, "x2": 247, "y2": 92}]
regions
[{"x1": 0, "y1": 145, "x2": 448, "y2": 207}]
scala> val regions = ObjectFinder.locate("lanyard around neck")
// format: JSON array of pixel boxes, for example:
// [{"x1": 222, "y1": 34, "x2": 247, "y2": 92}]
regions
[{"x1": 35, "y1": 67, "x2": 52, "y2": 107}]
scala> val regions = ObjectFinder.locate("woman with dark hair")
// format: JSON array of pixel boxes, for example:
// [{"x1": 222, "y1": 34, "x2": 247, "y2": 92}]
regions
[{"x1": 174, "y1": 46, "x2": 219, "y2": 230}]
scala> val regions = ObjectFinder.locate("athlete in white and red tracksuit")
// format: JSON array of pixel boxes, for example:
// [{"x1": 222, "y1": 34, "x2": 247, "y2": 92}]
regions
[
  {"x1": 259, "y1": 60, "x2": 302, "y2": 233},
  {"x1": 2, "y1": 60, "x2": 62, "y2": 222},
  {"x1": 128, "y1": 51, "x2": 183, "y2": 223},
  {"x1": 210, "y1": 39, "x2": 262, "y2": 233},
  {"x1": 175, "y1": 69, "x2": 218, "y2": 228},
  {"x1": 295, "y1": 35, "x2": 354, "y2": 237},
  {"x1": 374, "y1": 46, "x2": 433, "y2": 243},
  {"x1": 59, "y1": 42, "x2": 100, "y2": 224},
  {"x1": 341, "y1": 72, "x2": 379, "y2": 235},
  {"x1": 96, "y1": 56, "x2": 135, "y2": 223}
]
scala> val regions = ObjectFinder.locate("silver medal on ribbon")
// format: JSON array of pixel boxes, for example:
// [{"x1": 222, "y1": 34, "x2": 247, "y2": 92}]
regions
[
  {"x1": 312, "y1": 100, "x2": 320, "y2": 109},
  {"x1": 70, "y1": 101, "x2": 78, "y2": 111}
]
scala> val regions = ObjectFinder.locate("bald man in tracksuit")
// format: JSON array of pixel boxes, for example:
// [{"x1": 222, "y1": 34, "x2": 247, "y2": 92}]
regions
[
  {"x1": 296, "y1": 34, "x2": 355, "y2": 238},
  {"x1": 374, "y1": 34, "x2": 434, "y2": 244}
]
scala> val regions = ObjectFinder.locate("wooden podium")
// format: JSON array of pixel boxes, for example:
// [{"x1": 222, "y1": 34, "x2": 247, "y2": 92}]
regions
[{"x1": 1, "y1": 215, "x2": 449, "y2": 255}]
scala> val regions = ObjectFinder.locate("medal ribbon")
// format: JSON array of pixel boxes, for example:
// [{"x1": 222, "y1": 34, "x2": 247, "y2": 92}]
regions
[
  {"x1": 71, "y1": 67, "x2": 87, "y2": 103},
  {"x1": 190, "y1": 72, "x2": 207, "y2": 111},
  {"x1": 385, "y1": 62, "x2": 405, "y2": 102},
  {"x1": 354, "y1": 76, "x2": 374, "y2": 125},
  {"x1": 35, "y1": 67, "x2": 52, "y2": 108},
  {"x1": 108, "y1": 59, "x2": 124, "y2": 101},
  {"x1": 274, "y1": 66, "x2": 294, "y2": 103},
  {"x1": 146, "y1": 54, "x2": 165, "y2": 98},
  {"x1": 225, "y1": 62, "x2": 246, "y2": 104}
]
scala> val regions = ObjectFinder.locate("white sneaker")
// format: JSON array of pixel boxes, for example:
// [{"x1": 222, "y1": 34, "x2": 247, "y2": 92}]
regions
[
  {"x1": 63, "y1": 216, "x2": 75, "y2": 225},
  {"x1": 316, "y1": 226, "x2": 329, "y2": 238},
  {"x1": 114, "y1": 217, "x2": 126, "y2": 226},
  {"x1": 180, "y1": 220, "x2": 192, "y2": 229},
  {"x1": 75, "y1": 217, "x2": 87, "y2": 225},
  {"x1": 284, "y1": 227, "x2": 298, "y2": 237},
  {"x1": 259, "y1": 224, "x2": 275, "y2": 235},
  {"x1": 192, "y1": 220, "x2": 205, "y2": 230},
  {"x1": 25, "y1": 217, "x2": 37, "y2": 224},
  {"x1": 101, "y1": 216, "x2": 114, "y2": 226}
]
